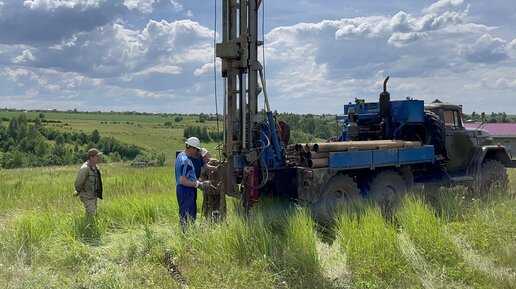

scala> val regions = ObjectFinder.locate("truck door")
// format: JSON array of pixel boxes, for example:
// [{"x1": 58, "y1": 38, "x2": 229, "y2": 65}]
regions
[{"x1": 444, "y1": 109, "x2": 476, "y2": 172}]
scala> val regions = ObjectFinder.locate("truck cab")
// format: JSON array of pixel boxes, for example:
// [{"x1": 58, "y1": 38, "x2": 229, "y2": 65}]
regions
[{"x1": 425, "y1": 100, "x2": 511, "y2": 188}]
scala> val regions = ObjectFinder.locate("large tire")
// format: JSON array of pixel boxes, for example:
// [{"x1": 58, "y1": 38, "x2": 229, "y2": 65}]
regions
[
  {"x1": 424, "y1": 110, "x2": 447, "y2": 160},
  {"x1": 477, "y1": 160, "x2": 509, "y2": 193},
  {"x1": 368, "y1": 170, "x2": 406, "y2": 217},
  {"x1": 313, "y1": 175, "x2": 360, "y2": 222}
]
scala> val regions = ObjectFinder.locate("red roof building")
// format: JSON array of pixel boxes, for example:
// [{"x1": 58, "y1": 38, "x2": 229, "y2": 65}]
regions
[
  {"x1": 464, "y1": 122, "x2": 516, "y2": 159},
  {"x1": 463, "y1": 122, "x2": 516, "y2": 137}
]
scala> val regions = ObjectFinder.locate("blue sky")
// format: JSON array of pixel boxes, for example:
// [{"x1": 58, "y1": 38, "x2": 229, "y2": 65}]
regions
[{"x1": 0, "y1": 0, "x2": 514, "y2": 114}]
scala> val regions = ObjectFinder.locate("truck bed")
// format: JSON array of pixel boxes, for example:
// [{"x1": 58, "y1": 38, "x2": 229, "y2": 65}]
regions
[{"x1": 328, "y1": 145, "x2": 435, "y2": 170}]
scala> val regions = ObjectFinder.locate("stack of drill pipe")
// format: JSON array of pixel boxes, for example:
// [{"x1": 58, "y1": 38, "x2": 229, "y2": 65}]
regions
[
  {"x1": 313, "y1": 140, "x2": 421, "y2": 152},
  {"x1": 289, "y1": 148, "x2": 323, "y2": 167},
  {"x1": 292, "y1": 140, "x2": 421, "y2": 168}
]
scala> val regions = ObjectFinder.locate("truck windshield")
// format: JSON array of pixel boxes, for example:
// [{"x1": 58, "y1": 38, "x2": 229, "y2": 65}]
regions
[{"x1": 444, "y1": 110, "x2": 463, "y2": 128}]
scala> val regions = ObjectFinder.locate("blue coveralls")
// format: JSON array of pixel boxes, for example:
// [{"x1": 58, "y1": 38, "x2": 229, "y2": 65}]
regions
[
  {"x1": 189, "y1": 155, "x2": 205, "y2": 179},
  {"x1": 175, "y1": 152, "x2": 200, "y2": 231}
]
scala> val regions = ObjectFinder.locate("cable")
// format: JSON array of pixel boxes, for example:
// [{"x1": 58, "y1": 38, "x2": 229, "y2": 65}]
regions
[
  {"x1": 213, "y1": 0, "x2": 221, "y2": 160},
  {"x1": 261, "y1": 0, "x2": 268, "y2": 111},
  {"x1": 261, "y1": 0, "x2": 266, "y2": 80}
]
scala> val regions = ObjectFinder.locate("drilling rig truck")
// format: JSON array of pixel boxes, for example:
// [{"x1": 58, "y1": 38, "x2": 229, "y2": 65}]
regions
[{"x1": 214, "y1": 0, "x2": 511, "y2": 221}]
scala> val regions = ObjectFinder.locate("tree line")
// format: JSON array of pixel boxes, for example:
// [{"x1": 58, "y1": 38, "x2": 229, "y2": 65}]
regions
[
  {"x1": 180, "y1": 113, "x2": 340, "y2": 145},
  {"x1": 183, "y1": 126, "x2": 222, "y2": 143},
  {"x1": 276, "y1": 113, "x2": 340, "y2": 143},
  {"x1": 466, "y1": 112, "x2": 516, "y2": 123},
  {"x1": 0, "y1": 114, "x2": 141, "y2": 169}
]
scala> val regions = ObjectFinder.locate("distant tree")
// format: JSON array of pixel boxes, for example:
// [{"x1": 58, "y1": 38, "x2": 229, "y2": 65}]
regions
[
  {"x1": 174, "y1": 116, "x2": 182, "y2": 122},
  {"x1": 109, "y1": 151, "x2": 122, "y2": 162},
  {"x1": 39, "y1": 112, "x2": 45, "y2": 119},
  {"x1": 488, "y1": 112, "x2": 497, "y2": 123},
  {"x1": 2, "y1": 151, "x2": 25, "y2": 169},
  {"x1": 55, "y1": 133, "x2": 65, "y2": 145},
  {"x1": 8, "y1": 118, "x2": 18, "y2": 139},
  {"x1": 501, "y1": 112, "x2": 507, "y2": 123},
  {"x1": 90, "y1": 129, "x2": 101, "y2": 143},
  {"x1": 34, "y1": 117, "x2": 42, "y2": 127},
  {"x1": 198, "y1": 113, "x2": 207, "y2": 123}
]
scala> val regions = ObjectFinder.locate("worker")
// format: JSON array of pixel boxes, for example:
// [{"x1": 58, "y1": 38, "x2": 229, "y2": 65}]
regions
[
  {"x1": 175, "y1": 137, "x2": 210, "y2": 232},
  {"x1": 74, "y1": 148, "x2": 103, "y2": 224},
  {"x1": 198, "y1": 148, "x2": 225, "y2": 220}
]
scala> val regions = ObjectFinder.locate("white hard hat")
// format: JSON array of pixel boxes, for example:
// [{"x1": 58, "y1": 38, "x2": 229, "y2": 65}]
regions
[{"x1": 185, "y1": 137, "x2": 201, "y2": 149}]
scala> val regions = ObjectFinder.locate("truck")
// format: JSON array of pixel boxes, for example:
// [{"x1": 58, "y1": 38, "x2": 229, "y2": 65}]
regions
[{"x1": 213, "y1": 0, "x2": 511, "y2": 221}]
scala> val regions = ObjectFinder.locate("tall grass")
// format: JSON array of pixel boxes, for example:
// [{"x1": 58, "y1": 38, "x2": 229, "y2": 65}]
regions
[
  {"x1": 1, "y1": 166, "x2": 515, "y2": 288},
  {"x1": 397, "y1": 195, "x2": 495, "y2": 287},
  {"x1": 336, "y1": 200, "x2": 416, "y2": 288}
]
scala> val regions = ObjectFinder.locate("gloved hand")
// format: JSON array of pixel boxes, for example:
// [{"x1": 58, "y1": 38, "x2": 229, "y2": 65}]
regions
[{"x1": 196, "y1": 181, "x2": 211, "y2": 191}]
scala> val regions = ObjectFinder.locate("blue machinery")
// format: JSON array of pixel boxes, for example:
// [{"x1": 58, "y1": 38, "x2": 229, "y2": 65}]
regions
[{"x1": 215, "y1": 1, "x2": 437, "y2": 210}]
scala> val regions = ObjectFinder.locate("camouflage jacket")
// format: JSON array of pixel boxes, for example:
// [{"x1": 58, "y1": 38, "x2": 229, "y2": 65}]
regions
[{"x1": 74, "y1": 161, "x2": 103, "y2": 200}]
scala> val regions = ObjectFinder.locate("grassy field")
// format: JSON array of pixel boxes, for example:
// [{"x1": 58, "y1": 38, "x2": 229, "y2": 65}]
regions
[
  {"x1": 0, "y1": 111, "x2": 223, "y2": 164},
  {"x1": 0, "y1": 111, "x2": 515, "y2": 288},
  {"x1": 0, "y1": 163, "x2": 514, "y2": 288}
]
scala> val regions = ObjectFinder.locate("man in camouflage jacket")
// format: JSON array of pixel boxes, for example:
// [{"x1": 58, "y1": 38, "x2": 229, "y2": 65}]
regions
[{"x1": 74, "y1": 148, "x2": 103, "y2": 222}]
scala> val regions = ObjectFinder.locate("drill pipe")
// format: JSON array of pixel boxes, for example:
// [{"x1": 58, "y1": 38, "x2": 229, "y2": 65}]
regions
[
  {"x1": 306, "y1": 151, "x2": 328, "y2": 159},
  {"x1": 313, "y1": 140, "x2": 421, "y2": 152},
  {"x1": 304, "y1": 143, "x2": 317, "y2": 153},
  {"x1": 307, "y1": 158, "x2": 328, "y2": 168}
]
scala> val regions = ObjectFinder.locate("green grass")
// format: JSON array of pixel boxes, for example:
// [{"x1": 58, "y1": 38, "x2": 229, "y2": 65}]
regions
[
  {"x1": 0, "y1": 110, "x2": 223, "y2": 163},
  {"x1": 0, "y1": 111, "x2": 515, "y2": 288},
  {"x1": 1, "y1": 166, "x2": 514, "y2": 288},
  {"x1": 336, "y1": 203, "x2": 416, "y2": 288}
]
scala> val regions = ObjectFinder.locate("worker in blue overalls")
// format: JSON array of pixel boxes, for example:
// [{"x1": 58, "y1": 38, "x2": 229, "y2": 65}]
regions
[{"x1": 175, "y1": 137, "x2": 210, "y2": 232}]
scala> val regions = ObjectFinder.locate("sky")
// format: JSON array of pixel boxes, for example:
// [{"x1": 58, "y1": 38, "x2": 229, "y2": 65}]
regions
[{"x1": 0, "y1": 0, "x2": 514, "y2": 115}]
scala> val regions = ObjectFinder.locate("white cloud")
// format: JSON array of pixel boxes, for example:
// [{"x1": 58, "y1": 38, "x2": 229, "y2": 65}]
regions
[
  {"x1": 0, "y1": 0, "x2": 514, "y2": 114},
  {"x1": 459, "y1": 34, "x2": 508, "y2": 63},
  {"x1": 124, "y1": 0, "x2": 157, "y2": 13},
  {"x1": 170, "y1": 0, "x2": 183, "y2": 12},
  {"x1": 23, "y1": 0, "x2": 101, "y2": 10},
  {"x1": 12, "y1": 49, "x2": 35, "y2": 63},
  {"x1": 422, "y1": 0, "x2": 464, "y2": 14},
  {"x1": 122, "y1": 65, "x2": 182, "y2": 81},
  {"x1": 3, "y1": 67, "x2": 30, "y2": 81},
  {"x1": 494, "y1": 77, "x2": 516, "y2": 89},
  {"x1": 25, "y1": 88, "x2": 39, "y2": 97},
  {"x1": 194, "y1": 63, "x2": 213, "y2": 76},
  {"x1": 134, "y1": 88, "x2": 176, "y2": 99},
  {"x1": 123, "y1": 0, "x2": 182, "y2": 14},
  {"x1": 388, "y1": 32, "x2": 428, "y2": 47}
]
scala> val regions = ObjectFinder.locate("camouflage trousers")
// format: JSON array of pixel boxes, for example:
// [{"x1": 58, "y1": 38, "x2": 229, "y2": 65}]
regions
[
  {"x1": 201, "y1": 187, "x2": 226, "y2": 221},
  {"x1": 80, "y1": 197, "x2": 97, "y2": 223}
]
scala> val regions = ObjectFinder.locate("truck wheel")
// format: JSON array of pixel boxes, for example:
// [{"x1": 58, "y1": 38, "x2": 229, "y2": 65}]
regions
[
  {"x1": 368, "y1": 170, "x2": 406, "y2": 217},
  {"x1": 478, "y1": 160, "x2": 509, "y2": 193},
  {"x1": 313, "y1": 175, "x2": 360, "y2": 222},
  {"x1": 424, "y1": 110, "x2": 447, "y2": 159}
]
